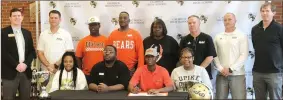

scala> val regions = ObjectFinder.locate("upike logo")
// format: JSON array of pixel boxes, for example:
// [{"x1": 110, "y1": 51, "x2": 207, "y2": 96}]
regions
[
  {"x1": 70, "y1": 18, "x2": 77, "y2": 26},
  {"x1": 216, "y1": 16, "x2": 224, "y2": 22},
  {"x1": 64, "y1": 2, "x2": 81, "y2": 8},
  {"x1": 200, "y1": 15, "x2": 208, "y2": 23},
  {"x1": 192, "y1": 1, "x2": 213, "y2": 4},
  {"x1": 105, "y1": 2, "x2": 122, "y2": 7},
  {"x1": 90, "y1": 1, "x2": 97, "y2": 8},
  {"x1": 177, "y1": 0, "x2": 184, "y2": 6},
  {"x1": 132, "y1": 0, "x2": 139, "y2": 7},
  {"x1": 49, "y1": 1, "x2": 56, "y2": 8},
  {"x1": 248, "y1": 13, "x2": 256, "y2": 22},
  {"x1": 148, "y1": 1, "x2": 166, "y2": 6},
  {"x1": 170, "y1": 17, "x2": 187, "y2": 24},
  {"x1": 111, "y1": 18, "x2": 118, "y2": 25},
  {"x1": 130, "y1": 18, "x2": 144, "y2": 24}
]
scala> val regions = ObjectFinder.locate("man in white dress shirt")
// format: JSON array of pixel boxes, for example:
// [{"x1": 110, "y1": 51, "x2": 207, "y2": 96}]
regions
[{"x1": 214, "y1": 13, "x2": 249, "y2": 99}]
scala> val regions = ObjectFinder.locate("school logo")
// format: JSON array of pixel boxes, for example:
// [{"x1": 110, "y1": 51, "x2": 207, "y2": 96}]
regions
[
  {"x1": 248, "y1": 13, "x2": 256, "y2": 22},
  {"x1": 132, "y1": 0, "x2": 139, "y2": 7},
  {"x1": 154, "y1": 17, "x2": 160, "y2": 21},
  {"x1": 177, "y1": 33, "x2": 184, "y2": 40},
  {"x1": 200, "y1": 15, "x2": 208, "y2": 23},
  {"x1": 111, "y1": 18, "x2": 118, "y2": 25},
  {"x1": 247, "y1": 87, "x2": 254, "y2": 97},
  {"x1": 227, "y1": 0, "x2": 231, "y2": 4},
  {"x1": 90, "y1": 1, "x2": 97, "y2": 8},
  {"x1": 70, "y1": 17, "x2": 77, "y2": 26},
  {"x1": 177, "y1": 0, "x2": 184, "y2": 6},
  {"x1": 249, "y1": 51, "x2": 255, "y2": 59},
  {"x1": 49, "y1": 1, "x2": 56, "y2": 8}
]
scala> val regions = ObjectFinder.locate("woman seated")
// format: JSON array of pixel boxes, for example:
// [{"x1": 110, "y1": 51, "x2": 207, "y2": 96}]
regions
[
  {"x1": 171, "y1": 47, "x2": 212, "y2": 92},
  {"x1": 49, "y1": 52, "x2": 88, "y2": 93}
]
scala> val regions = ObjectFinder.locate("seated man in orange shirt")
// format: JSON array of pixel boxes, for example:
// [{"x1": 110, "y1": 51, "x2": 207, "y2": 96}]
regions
[{"x1": 128, "y1": 47, "x2": 174, "y2": 94}]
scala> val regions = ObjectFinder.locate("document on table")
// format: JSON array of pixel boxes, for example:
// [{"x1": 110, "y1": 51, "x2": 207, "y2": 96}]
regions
[{"x1": 128, "y1": 92, "x2": 168, "y2": 96}]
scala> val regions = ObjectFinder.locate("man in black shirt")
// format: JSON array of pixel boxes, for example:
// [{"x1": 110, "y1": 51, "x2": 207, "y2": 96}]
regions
[
  {"x1": 179, "y1": 15, "x2": 217, "y2": 79},
  {"x1": 89, "y1": 45, "x2": 130, "y2": 92},
  {"x1": 252, "y1": 2, "x2": 283, "y2": 99}
]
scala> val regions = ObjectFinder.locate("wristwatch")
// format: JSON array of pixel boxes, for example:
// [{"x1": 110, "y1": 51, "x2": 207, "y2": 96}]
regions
[{"x1": 229, "y1": 68, "x2": 233, "y2": 73}]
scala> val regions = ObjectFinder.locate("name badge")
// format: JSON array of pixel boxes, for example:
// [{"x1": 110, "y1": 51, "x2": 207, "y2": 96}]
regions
[
  {"x1": 99, "y1": 73, "x2": 104, "y2": 76},
  {"x1": 199, "y1": 41, "x2": 205, "y2": 44},
  {"x1": 232, "y1": 37, "x2": 237, "y2": 39},
  {"x1": 8, "y1": 34, "x2": 15, "y2": 37}
]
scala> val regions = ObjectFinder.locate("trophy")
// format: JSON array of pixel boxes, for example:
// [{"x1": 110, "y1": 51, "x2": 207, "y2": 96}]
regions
[
  {"x1": 34, "y1": 71, "x2": 51, "y2": 99},
  {"x1": 31, "y1": 69, "x2": 39, "y2": 98}
]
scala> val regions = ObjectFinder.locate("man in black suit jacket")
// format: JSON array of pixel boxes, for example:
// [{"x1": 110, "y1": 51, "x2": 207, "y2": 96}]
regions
[{"x1": 1, "y1": 8, "x2": 36, "y2": 100}]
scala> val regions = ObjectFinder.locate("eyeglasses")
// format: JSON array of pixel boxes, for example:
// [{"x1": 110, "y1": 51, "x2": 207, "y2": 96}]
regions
[{"x1": 181, "y1": 56, "x2": 193, "y2": 59}]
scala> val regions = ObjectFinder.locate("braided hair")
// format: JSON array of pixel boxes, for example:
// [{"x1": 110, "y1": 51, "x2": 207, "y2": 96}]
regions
[{"x1": 58, "y1": 51, "x2": 78, "y2": 90}]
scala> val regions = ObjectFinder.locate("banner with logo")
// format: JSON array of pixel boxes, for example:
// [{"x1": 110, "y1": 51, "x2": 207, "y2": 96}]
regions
[{"x1": 40, "y1": 1, "x2": 265, "y2": 98}]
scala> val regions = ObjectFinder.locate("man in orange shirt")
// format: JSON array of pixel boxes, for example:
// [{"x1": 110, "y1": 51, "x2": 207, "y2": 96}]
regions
[
  {"x1": 107, "y1": 11, "x2": 144, "y2": 76},
  {"x1": 128, "y1": 47, "x2": 173, "y2": 94},
  {"x1": 76, "y1": 16, "x2": 107, "y2": 83}
]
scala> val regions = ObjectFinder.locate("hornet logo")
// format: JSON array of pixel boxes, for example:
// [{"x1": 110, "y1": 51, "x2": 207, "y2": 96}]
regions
[
  {"x1": 154, "y1": 17, "x2": 160, "y2": 21},
  {"x1": 227, "y1": 0, "x2": 231, "y2": 4},
  {"x1": 177, "y1": 33, "x2": 184, "y2": 40},
  {"x1": 249, "y1": 51, "x2": 255, "y2": 59},
  {"x1": 248, "y1": 13, "x2": 256, "y2": 22},
  {"x1": 49, "y1": 1, "x2": 56, "y2": 8},
  {"x1": 200, "y1": 15, "x2": 208, "y2": 23},
  {"x1": 111, "y1": 18, "x2": 118, "y2": 25},
  {"x1": 177, "y1": 0, "x2": 184, "y2": 6},
  {"x1": 132, "y1": 0, "x2": 139, "y2": 7},
  {"x1": 90, "y1": 1, "x2": 97, "y2": 8},
  {"x1": 70, "y1": 18, "x2": 77, "y2": 26}
]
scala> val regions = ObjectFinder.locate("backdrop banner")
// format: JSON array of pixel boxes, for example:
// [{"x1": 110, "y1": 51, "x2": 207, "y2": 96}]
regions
[{"x1": 40, "y1": 1, "x2": 265, "y2": 98}]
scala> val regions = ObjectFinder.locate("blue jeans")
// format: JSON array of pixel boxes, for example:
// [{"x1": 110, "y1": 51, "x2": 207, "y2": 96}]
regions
[
  {"x1": 253, "y1": 71, "x2": 282, "y2": 99},
  {"x1": 216, "y1": 74, "x2": 246, "y2": 99}
]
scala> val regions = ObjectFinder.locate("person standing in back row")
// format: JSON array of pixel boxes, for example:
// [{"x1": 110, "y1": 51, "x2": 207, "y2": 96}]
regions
[
  {"x1": 107, "y1": 11, "x2": 144, "y2": 76},
  {"x1": 76, "y1": 16, "x2": 107, "y2": 84},
  {"x1": 252, "y1": 2, "x2": 283, "y2": 99},
  {"x1": 214, "y1": 13, "x2": 248, "y2": 99},
  {"x1": 1, "y1": 8, "x2": 36, "y2": 100},
  {"x1": 179, "y1": 15, "x2": 217, "y2": 79},
  {"x1": 143, "y1": 18, "x2": 179, "y2": 74}
]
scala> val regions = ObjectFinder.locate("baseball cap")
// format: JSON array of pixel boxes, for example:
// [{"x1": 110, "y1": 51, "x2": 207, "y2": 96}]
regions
[
  {"x1": 87, "y1": 16, "x2": 100, "y2": 24},
  {"x1": 145, "y1": 47, "x2": 158, "y2": 56}
]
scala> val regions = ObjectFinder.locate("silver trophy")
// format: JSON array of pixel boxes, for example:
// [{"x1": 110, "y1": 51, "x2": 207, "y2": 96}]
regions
[{"x1": 34, "y1": 71, "x2": 50, "y2": 99}]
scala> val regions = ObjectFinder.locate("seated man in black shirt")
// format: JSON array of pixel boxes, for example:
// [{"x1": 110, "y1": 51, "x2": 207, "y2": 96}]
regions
[{"x1": 89, "y1": 45, "x2": 130, "y2": 92}]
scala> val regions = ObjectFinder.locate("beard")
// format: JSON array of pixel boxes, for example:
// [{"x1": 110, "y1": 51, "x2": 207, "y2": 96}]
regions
[{"x1": 105, "y1": 58, "x2": 116, "y2": 64}]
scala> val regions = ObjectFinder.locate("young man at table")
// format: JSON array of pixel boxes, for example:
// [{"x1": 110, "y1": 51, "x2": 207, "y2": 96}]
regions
[
  {"x1": 128, "y1": 47, "x2": 174, "y2": 94},
  {"x1": 88, "y1": 45, "x2": 130, "y2": 92}
]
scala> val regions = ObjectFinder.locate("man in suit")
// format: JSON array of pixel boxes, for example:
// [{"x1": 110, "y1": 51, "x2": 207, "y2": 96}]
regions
[{"x1": 1, "y1": 8, "x2": 36, "y2": 100}]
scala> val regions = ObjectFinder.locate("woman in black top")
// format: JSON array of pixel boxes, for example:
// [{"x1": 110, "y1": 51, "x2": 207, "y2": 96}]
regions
[{"x1": 143, "y1": 18, "x2": 180, "y2": 74}]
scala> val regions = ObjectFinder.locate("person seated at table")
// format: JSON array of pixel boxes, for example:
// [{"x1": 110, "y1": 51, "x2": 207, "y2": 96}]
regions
[
  {"x1": 89, "y1": 45, "x2": 130, "y2": 92},
  {"x1": 128, "y1": 47, "x2": 174, "y2": 94},
  {"x1": 49, "y1": 52, "x2": 88, "y2": 93},
  {"x1": 171, "y1": 47, "x2": 212, "y2": 92}
]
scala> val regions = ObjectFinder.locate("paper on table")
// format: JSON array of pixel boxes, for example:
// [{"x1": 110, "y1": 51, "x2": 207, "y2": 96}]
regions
[{"x1": 128, "y1": 92, "x2": 168, "y2": 96}]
